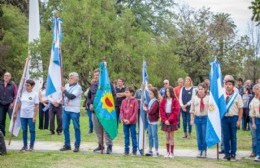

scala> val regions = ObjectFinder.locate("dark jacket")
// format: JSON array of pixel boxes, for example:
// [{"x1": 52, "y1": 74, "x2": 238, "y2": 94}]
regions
[
  {"x1": 0, "y1": 81, "x2": 17, "y2": 105},
  {"x1": 146, "y1": 100, "x2": 159, "y2": 122}
]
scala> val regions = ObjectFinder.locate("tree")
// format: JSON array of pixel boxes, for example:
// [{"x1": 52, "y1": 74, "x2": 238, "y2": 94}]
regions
[{"x1": 249, "y1": 0, "x2": 260, "y2": 26}]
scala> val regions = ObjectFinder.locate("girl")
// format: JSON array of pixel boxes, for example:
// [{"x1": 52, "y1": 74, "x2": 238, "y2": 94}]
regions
[
  {"x1": 120, "y1": 87, "x2": 138, "y2": 155},
  {"x1": 179, "y1": 76, "x2": 194, "y2": 138},
  {"x1": 143, "y1": 87, "x2": 160, "y2": 157},
  {"x1": 13, "y1": 79, "x2": 39, "y2": 151},
  {"x1": 38, "y1": 82, "x2": 49, "y2": 130},
  {"x1": 160, "y1": 86, "x2": 180, "y2": 158},
  {"x1": 190, "y1": 83, "x2": 209, "y2": 158}
]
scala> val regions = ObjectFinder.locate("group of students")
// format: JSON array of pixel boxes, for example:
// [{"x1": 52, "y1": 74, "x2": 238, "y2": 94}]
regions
[{"x1": 1, "y1": 70, "x2": 260, "y2": 162}]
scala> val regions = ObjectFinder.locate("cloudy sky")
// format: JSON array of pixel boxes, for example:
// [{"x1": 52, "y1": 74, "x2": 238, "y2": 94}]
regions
[{"x1": 175, "y1": 0, "x2": 253, "y2": 36}]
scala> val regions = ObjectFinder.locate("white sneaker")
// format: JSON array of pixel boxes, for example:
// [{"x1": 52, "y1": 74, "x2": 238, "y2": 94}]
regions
[
  {"x1": 202, "y1": 151, "x2": 207, "y2": 158},
  {"x1": 169, "y1": 153, "x2": 174, "y2": 159},
  {"x1": 152, "y1": 151, "x2": 159, "y2": 157},
  {"x1": 164, "y1": 152, "x2": 170, "y2": 158},
  {"x1": 254, "y1": 156, "x2": 260, "y2": 162}
]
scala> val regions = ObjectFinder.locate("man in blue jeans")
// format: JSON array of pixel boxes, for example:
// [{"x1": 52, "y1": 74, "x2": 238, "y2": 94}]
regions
[
  {"x1": 60, "y1": 72, "x2": 82, "y2": 152},
  {"x1": 222, "y1": 77, "x2": 243, "y2": 161}
]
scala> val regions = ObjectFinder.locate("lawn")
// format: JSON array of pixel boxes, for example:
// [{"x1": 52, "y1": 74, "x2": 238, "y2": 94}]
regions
[
  {"x1": 5, "y1": 109, "x2": 252, "y2": 151},
  {"x1": 1, "y1": 151, "x2": 259, "y2": 168}
]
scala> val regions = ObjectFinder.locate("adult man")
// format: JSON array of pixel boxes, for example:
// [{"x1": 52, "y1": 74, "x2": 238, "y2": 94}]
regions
[
  {"x1": 0, "y1": 72, "x2": 17, "y2": 136},
  {"x1": 236, "y1": 78, "x2": 244, "y2": 96},
  {"x1": 115, "y1": 79, "x2": 126, "y2": 126},
  {"x1": 60, "y1": 72, "x2": 82, "y2": 152},
  {"x1": 48, "y1": 91, "x2": 63, "y2": 135},
  {"x1": 87, "y1": 69, "x2": 115, "y2": 154},
  {"x1": 222, "y1": 76, "x2": 243, "y2": 161},
  {"x1": 159, "y1": 79, "x2": 170, "y2": 98}
]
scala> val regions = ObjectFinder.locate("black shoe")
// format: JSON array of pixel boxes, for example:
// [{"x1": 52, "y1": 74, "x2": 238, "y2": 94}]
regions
[
  {"x1": 57, "y1": 132, "x2": 62, "y2": 135},
  {"x1": 231, "y1": 155, "x2": 236, "y2": 160},
  {"x1": 88, "y1": 130, "x2": 93, "y2": 134},
  {"x1": 93, "y1": 145, "x2": 104, "y2": 152},
  {"x1": 145, "y1": 151, "x2": 153, "y2": 156},
  {"x1": 49, "y1": 131, "x2": 55, "y2": 135},
  {"x1": 223, "y1": 155, "x2": 231, "y2": 161},
  {"x1": 124, "y1": 151, "x2": 129, "y2": 155},
  {"x1": 29, "y1": 146, "x2": 34, "y2": 152},
  {"x1": 73, "y1": 147, "x2": 79, "y2": 152},
  {"x1": 106, "y1": 145, "x2": 112, "y2": 154},
  {"x1": 132, "y1": 151, "x2": 137, "y2": 155},
  {"x1": 60, "y1": 145, "x2": 71, "y2": 151},
  {"x1": 20, "y1": 146, "x2": 28, "y2": 152}
]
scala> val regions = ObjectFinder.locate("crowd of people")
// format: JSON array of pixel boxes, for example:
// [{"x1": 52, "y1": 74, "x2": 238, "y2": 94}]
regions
[{"x1": 0, "y1": 71, "x2": 260, "y2": 162}]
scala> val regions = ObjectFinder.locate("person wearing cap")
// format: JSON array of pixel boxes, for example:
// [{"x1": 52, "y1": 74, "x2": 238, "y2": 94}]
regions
[
  {"x1": 60, "y1": 72, "x2": 82, "y2": 152},
  {"x1": 222, "y1": 76, "x2": 243, "y2": 161}
]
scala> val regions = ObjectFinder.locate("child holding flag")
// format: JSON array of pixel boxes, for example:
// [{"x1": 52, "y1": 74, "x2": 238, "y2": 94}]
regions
[
  {"x1": 143, "y1": 87, "x2": 160, "y2": 157},
  {"x1": 160, "y1": 86, "x2": 180, "y2": 158},
  {"x1": 120, "y1": 87, "x2": 138, "y2": 155},
  {"x1": 190, "y1": 83, "x2": 209, "y2": 158}
]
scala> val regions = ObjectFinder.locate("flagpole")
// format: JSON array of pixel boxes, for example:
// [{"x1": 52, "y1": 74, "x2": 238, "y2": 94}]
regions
[
  {"x1": 217, "y1": 143, "x2": 219, "y2": 160},
  {"x1": 100, "y1": 56, "x2": 106, "y2": 155},
  {"x1": 8, "y1": 57, "x2": 30, "y2": 145},
  {"x1": 142, "y1": 114, "x2": 146, "y2": 156}
]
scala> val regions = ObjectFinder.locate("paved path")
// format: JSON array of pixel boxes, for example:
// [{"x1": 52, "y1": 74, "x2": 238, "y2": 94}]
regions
[{"x1": 5, "y1": 140, "x2": 251, "y2": 160}]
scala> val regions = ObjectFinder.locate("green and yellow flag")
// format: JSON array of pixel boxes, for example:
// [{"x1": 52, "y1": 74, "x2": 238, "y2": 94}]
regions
[{"x1": 93, "y1": 62, "x2": 118, "y2": 140}]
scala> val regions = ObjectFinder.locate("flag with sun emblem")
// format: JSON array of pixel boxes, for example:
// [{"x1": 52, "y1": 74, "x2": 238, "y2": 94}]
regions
[{"x1": 93, "y1": 62, "x2": 118, "y2": 140}]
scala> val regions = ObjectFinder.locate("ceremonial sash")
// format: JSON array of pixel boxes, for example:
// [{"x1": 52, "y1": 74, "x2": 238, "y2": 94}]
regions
[{"x1": 225, "y1": 92, "x2": 238, "y2": 115}]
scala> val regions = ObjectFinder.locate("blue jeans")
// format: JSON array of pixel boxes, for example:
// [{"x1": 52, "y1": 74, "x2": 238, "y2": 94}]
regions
[
  {"x1": 20, "y1": 118, "x2": 35, "y2": 148},
  {"x1": 255, "y1": 118, "x2": 260, "y2": 156},
  {"x1": 222, "y1": 116, "x2": 238, "y2": 156},
  {"x1": 195, "y1": 116, "x2": 207, "y2": 151},
  {"x1": 182, "y1": 111, "x2": 192, "y2": 133},
  {"x1": 86, "y1": 109, "x2": 93, "y2": 132},
  {"x1": 249, "y1": 118, "x2": 256, "y2": 154},
  {"x1": 123, "y1": 124, "x2": 137, "y2": 153},
  {"x1": 62, "y1": 110, "x2": 81, "y2": 147},
  {"x1": 148, "y1": 123, "x2": 158, "y2": 150}
]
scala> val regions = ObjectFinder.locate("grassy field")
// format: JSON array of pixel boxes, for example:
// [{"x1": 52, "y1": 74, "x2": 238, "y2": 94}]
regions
[
  {"x1": 5, "y1": 109, "x2": 252, "y2": 151},
  {"x1": 1, "y1": 151, "x2": 259, "y2": 168}
]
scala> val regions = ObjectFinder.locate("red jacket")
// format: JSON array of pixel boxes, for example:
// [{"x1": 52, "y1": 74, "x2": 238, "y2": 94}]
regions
[
  {"x1": 160, "y1": 97, "x2": 180, "y2": 125},
  {"x1": 120, "y1": 97, "x2": 138, "y2": 124},
  {"x1": 146, "y1": 100, "x2": 159, "y2": 122}
]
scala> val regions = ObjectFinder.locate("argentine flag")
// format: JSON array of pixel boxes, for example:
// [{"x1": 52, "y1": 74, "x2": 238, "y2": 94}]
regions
[
  {"x1": 138, "y1": 61, "x2": 150, "y2": 154},
  {"x1": 46, "y1": 17, "x2": 62, "y2": 96},
  {"x1": 206, "y1": 61, "x2": 226, "y2": 147}
]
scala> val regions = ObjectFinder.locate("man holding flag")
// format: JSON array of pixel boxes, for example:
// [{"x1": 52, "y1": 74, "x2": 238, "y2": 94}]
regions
[{"x1": 89, "y1": 63, "x2": 117, "y2": 154}]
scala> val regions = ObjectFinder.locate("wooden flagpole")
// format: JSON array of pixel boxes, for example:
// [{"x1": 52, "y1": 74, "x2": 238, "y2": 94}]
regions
[
  {"x1": 217, "y1": 143, "x2": 219, "y2": 160},
  {"x1": 8, "y1": 57, "x2": 30, "y2": 145}
]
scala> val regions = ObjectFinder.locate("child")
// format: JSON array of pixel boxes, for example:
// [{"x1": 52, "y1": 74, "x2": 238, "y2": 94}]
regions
[
  {"x1": 120, "y1": 87, "x2": 139, "y2": 155},
  {"x1": 190, "y1": 83, "x2": 209, "y2": 158},
  {"x1": 143, "y1": 87, "x2": 160, "y2": 157},
  {"x1": 249, "y1": 84, "x2": 260, "y2": 162},
  {"x1": 160, "y1": 86, "x2": 180, "y2": 158}
]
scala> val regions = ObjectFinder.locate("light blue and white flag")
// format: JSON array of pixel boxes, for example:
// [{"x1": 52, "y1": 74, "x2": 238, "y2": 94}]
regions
[
  {"x1": 138, "y1": 61, "x2": 150, "y2": 154},
  {"x1": 206, "y1": 61, "x2": 226, "y2": 147},
  {"x1": 46, "y1": 17, "x2": 62, "y2": 96}
]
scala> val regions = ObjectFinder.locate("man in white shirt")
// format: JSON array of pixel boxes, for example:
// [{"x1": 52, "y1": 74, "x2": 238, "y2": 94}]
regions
[{"x1": 60, "y1": 72, "x2": 82, "y2": 152}]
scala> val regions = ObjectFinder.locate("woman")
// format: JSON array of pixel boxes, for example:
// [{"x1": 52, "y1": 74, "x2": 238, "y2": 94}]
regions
[
  {"x1": 179, "y1": 76, "x2": 194, "y2": 138},
  {"x1": 160, "y1": 86, "x2": 180, "y2": 158},
  {"x1": 38, "y1": 82, "x2": 49, "y2": 130},
  {"x1": 13, "y1": 79, "x2": 39, "y2": 151}
]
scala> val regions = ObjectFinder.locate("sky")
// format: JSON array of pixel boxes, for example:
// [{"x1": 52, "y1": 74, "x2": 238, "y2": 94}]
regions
[{"x1": 175, "y1": 0, "x2": 253, "y2": 36}]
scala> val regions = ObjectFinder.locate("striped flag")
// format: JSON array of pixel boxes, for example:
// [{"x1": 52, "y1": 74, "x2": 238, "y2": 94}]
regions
[
  {"x1": 46, "y1": 17, "x2": 62, "y2": 96},
  {"x1": 206, "y1": 61, "x2": 226, "y2": 147},
  {"x1": 138, "y1": 61, "x2": 150, "y2": 154}
]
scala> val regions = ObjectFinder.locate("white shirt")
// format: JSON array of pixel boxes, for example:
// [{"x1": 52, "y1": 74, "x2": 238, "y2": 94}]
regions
[
  {"x1": 48, "y1": 91, "x2": 62, "y2": 104},
  {"x1": 64, "y1": 83, "x2": 82, "y2": 113},
  {"x1": 166, "y1": 98, "x2": 172, "y2": 114},
  {"x1": 20, "y1": 90, "x2": 39, "y2": 118},
  {"x1": 39, "y1": 89, "x2": 48, "y2": 102}
]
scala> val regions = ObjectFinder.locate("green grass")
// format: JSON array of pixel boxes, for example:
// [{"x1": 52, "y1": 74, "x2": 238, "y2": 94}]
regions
[
  {"x1": 5, "y1": 109, "x2": 252, "y2": 150},
  {"x1": 1, "y1": 151, "x2": 259, "y2": 168}
]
